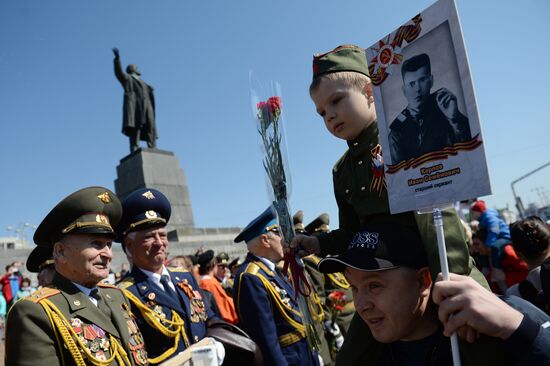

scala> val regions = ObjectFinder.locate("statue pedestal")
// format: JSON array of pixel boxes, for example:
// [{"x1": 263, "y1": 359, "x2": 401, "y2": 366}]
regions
[{"x1": 114, "y1": 148, "x2": 195, "y2": 233}]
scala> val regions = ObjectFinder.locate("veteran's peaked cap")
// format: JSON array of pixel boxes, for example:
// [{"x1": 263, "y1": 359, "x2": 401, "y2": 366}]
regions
[
  {"x1": 234, "y1": 206, "x2": 277, "y2": 243},
  {"x1": 118, "y1": 188, "x2": 171, "y2": 238},
  {"x1": 33, "y1": 186, "x2": 121, "y2": 246}
]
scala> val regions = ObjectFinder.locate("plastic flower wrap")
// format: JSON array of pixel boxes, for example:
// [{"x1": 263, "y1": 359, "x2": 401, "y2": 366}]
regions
[{"x1": 251, "y1": 79, "x2": 320, "y2": 350}]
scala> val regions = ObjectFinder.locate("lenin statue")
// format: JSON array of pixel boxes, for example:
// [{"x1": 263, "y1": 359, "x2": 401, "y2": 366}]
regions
[{"x1": 113, "y1": 48, "x2": 158, "y2": 152}]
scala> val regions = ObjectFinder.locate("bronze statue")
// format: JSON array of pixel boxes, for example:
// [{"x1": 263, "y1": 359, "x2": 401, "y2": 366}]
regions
[{"x1": 113, "y1": 48, "x2": 157, "y2": 152}]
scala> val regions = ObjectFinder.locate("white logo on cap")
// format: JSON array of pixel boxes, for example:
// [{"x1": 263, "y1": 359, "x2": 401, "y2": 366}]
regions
[{"x1": 348, "y1": 231, "x2": 379, "y2": 249}]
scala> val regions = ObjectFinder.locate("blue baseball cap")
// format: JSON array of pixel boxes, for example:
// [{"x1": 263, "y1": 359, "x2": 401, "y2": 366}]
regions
[{"x1": 318, "y1": 222, "x2": 428, "y2": 273}]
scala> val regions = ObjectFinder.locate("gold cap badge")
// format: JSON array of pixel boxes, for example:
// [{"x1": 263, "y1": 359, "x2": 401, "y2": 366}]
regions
[
  {"x1": 97, "y1": 192, "x2": 111, "y2": 204},
  {"x1": 145, "y1": 210, "x2": 158, "y2": 219},
  {"x1": 142, "y1": 190, "x2": 155, "y2": 200}
]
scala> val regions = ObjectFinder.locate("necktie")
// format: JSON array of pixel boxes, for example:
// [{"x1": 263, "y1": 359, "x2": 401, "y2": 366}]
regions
[
  {"x1": 91, "y1": 288, "x2": 112, "y2": 319},
  {"x1": 160, "y1": 275, "x2": 177, "y2": 297}
]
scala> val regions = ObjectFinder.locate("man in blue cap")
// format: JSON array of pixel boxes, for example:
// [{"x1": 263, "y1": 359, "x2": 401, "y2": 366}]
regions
[
  {"x1": 233, "y1": 206, "x2": 320, "y2": 366},
  {"x1": 117, "y1": 188, "x2": 224, "y2": 365}
]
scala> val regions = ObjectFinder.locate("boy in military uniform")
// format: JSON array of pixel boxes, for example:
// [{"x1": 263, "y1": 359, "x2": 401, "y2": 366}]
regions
[
  {"x1": 117, "y1": 188, "x2": 224, "y2": 365},
  {"x1": 234, "y1": 207, "x2": 320, "y2": 366},
  {"x1": 291, "y1": 44, "x2": 489, "y2": 365},
  {"x1": 6, "y1": 186, "x2": 147, "y2": 366}
]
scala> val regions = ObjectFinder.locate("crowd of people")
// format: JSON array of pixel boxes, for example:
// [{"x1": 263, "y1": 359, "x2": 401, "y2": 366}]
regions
[{"x1": 4, "y1": 44, "x2": 550, "y2": 366}]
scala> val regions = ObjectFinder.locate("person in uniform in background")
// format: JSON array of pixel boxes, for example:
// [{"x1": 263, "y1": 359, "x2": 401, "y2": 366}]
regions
[
  {"x1": 318, "y1": 222, "x2": 550, "y2": 365},
  {"x1": 234, "y1": 207, "x2": 320, "y2": 366},
  {"x1": 117, "y1": 188, "x2": 224, "y2": 365},
  {"x1": 26, "y1": 245, "x2": 55, "y2": 289},
  {"x1": 293, "y1": 211, "x2": 339, "y2": 366},
  {"x1": 303, "y1": 213, "x2": 354, "y2": 339},
  {"x1": 6, "y1": 186, "x2": 148, "y2": 366},
  {"x1": 197, "y1": 250, "x2": 238, "y2": 324},
  {"x1": 228, "y1": 257, "x2": 242, "y2": 278},
  {"x1": 215, "y1": 252, "x2": 234, "y2": 297}
]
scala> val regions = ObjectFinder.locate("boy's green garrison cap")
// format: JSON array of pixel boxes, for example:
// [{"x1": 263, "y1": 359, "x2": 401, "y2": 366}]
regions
[{"x1": 312, "y1": 44, "x2": 369, "y2": 79}]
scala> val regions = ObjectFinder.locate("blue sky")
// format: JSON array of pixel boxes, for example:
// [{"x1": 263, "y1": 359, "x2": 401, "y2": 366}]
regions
[{"x1": 1, "y1": 0, "x2": 549, "y2": 241}]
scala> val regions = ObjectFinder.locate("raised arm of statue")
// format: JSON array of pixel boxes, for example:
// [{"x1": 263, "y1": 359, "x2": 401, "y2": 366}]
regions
[{"x1": 113, "y1": 47, "x2": 127, "y2": 85}]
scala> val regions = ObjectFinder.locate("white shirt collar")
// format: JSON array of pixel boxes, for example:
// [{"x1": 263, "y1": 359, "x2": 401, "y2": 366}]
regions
[
  {"x1": 257, "y1": 256, "x2": 276, "y2": 272},
  {"x1": 138, "y1": 265, "x2": 174, "y2": 291}
]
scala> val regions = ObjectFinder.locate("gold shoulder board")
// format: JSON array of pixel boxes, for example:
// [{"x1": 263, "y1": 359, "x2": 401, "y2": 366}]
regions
[
  {"x1": 25, "y1": 287, "x2": 61, "y2": 303},
  {"x1": 244, "y1": 262, "x2": 260, "y2": 275},
  {"x1": 117, "y1": 278, "x2": 135, "y2": 290},
  {"x1": 167, "y1": 268, "x2": 189, "y2": 273},
  {"x1": 303, "y1": 255, "x2": 321, "y2": 265}
]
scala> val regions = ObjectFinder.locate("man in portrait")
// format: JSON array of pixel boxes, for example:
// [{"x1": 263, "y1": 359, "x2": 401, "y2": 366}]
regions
[{"x1": 388, "y1": 53, "x2": 472, "y2": 163}]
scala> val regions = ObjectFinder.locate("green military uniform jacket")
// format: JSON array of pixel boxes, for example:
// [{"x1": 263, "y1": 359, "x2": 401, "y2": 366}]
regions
[
  {"x1": 303, "y1": 255, "x2": 354, "y2": 365},
  {"x1": 316, "y1": 122, "x2": 497, "y2": 365},
  {"x1": 303, "y1": 255, "x2": 354, "y2": 337},
  {"x1": 5, "y1": 272, "x2": 147, "y2": 366}
]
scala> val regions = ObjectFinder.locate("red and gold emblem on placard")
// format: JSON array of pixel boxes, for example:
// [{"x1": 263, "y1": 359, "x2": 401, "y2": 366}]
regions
[{"x1": 368, "y1": 14, "x2": 423, "y2": 86}]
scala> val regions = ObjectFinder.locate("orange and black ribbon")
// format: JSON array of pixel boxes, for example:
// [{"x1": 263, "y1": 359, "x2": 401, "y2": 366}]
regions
[{"x1": 370, "y1": 144, "x2": 387, "y2": 196}]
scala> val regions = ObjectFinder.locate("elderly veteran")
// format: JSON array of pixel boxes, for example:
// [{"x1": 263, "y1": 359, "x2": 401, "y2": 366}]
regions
[
  {"x1": 117, "y1": 188, "x2": 223, "y2": 365},
  {"x1": 233, "y1": 206, "x2": 320, "y2": 366},
  {"x1": 5, "y1": 186, "x2": 147, "y2": 366},
  {"x1": 318, "y1": 222, "x2": 550, "y2": 366}
]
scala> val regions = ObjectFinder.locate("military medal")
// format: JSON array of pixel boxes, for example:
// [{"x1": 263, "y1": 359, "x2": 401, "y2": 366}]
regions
[
  {"x1": 92, "y1": 324, "x2": 105, "y2": 338},
  {"x1": 70, "y1": 318, "x2": 82, "y2": 333},
  {"x1": 84, "y1": 325, "x2": 99, "y2": 340},
  {"x1": 177, "y1": 279, "x2": 207, "y2": 322},
  {"x1": 190, "y1": 297, "x2": 208, "y2": 322},
  {"x1": 95, "y1": 350, "x2": 107, "y2": 361},
  {"x1": 89, "y1": 339, "x2": 100, "y2": 352},
  {"x1": 153, "y1": 305, "x2": 166, "y2": 320},
  {"x1": 127, "y1": 319, "x2": 138, "y2": 334},
  {"x1": 177, "y1": 280, "x2": 195, "y2": 299},
  {"x1": 100, "y1": 338, "x2": 110, "y2": 351},
  {"x1": 133, "y1": 348, "x2": 148, "y2": 365},
  {"x1": 271, "y1": 282, "x2": 291, "y2": 306}
]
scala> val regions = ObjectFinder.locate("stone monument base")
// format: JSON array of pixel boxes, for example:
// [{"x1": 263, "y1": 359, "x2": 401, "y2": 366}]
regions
[{"x1": 114, "y1": 148, "x2": 194, "y2": 233}]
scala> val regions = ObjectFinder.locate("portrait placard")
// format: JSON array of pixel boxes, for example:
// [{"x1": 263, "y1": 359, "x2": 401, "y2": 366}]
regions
[{"x1": 365, "y1": 0, "x2": 491, "y2": 214}]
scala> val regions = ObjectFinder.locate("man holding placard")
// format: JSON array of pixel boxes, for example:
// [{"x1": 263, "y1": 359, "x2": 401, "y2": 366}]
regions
[{"x1": 318, "y1": 223, "x2": 550, "y2": 365}]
